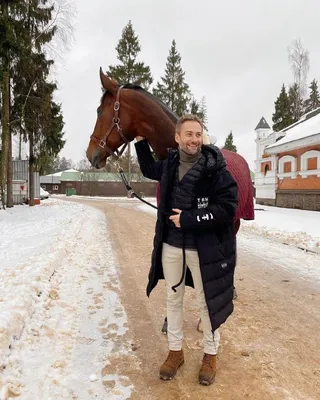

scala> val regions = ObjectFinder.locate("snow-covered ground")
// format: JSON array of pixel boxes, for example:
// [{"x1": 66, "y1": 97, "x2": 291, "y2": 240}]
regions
[
  {"x1": 0, "y1": 199, "x2": 134, "y2": 399},
  {"x1": 241, "y1": 204, "x2": 320, "y2": 252}
]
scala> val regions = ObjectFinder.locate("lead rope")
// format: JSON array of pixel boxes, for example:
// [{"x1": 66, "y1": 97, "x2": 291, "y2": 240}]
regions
[
  {"x1": 171, "y1": 234, "x2": 187, "y2": 293},
  {"x1": 115, "y1": 162, "x2": 171, "y2": 216}
]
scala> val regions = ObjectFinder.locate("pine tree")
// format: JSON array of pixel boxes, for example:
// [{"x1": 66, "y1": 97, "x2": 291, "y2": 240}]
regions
[
  {"x1": 189, "y1": 98, "x2": 200, "y2": 116},
  {"x1": 35, "y1": 99, "x2": 65, "y2": 175},
  {"x1": 153, "y1": 40, "x2": 191, "y2": 116},
  {"x1": 223, "y1": 131, "x2": 237, "y2": 152},
  {"x1": 288, "y1": 83, "x2": 304, "y2": 122},
  {"x1": 272, "y1": 84, "x2": 293, "y2": 131},
  {"x1": 106, "y1": 20, "x2": 153, "y2": 184},
  {"x1": 199, "y1": 96, "x2": 208, "y2": 125},
  {"x1": 304, "y1": 79, "x2": 320, "y2": 113},
  {"x1": 0, "y1": 0, "x2": 18, "y2": 208},
  {"x1": 12, "y1": 1, "x2": 64, "y2": 206},
  {"x1": 189, "y1": 96, "x2": 208, "y2": 125},
  {"x1": 106, "y1": 20, "x2": 153, "y2": 90}
]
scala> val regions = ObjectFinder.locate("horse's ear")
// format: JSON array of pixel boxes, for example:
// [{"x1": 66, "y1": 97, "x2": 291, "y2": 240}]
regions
[{"x1": 99, "y1": 67, "x2": 117, "y2": 94}]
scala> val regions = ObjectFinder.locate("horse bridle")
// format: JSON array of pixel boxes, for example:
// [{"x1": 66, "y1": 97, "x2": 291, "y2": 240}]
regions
[{"x1": 90, "y1": 85, "x2": 131, "y2": 160}]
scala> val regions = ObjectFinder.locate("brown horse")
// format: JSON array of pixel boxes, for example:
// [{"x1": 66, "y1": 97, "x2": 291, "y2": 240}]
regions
[
  {"x1": 86, "y1": 69, "x2": 255, "y2": 332},
  {"x1": 87, "y1": 70, "x2": 254, "y2": 225}
]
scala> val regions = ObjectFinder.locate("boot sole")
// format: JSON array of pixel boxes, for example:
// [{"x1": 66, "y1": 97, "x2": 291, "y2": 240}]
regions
[{"x1": 160, "y1": 360, "x2": 184, "y2": 380}]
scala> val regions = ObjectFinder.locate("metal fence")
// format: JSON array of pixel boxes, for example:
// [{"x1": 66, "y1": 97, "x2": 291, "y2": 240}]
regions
[{"x1": 10, "y1": 160, "x2": 39, "y2": 205}]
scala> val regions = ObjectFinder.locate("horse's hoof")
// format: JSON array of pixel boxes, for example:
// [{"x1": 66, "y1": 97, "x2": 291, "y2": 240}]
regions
[
  {"x1": 197, "y1": 319, "x2": 203, "y2": 332},
  {"x1": 162, "y1": 317, "x2": 168, "y2": 335},
  {"x1": 233, "y1": 288, "x2": 238, "y2": 300}
]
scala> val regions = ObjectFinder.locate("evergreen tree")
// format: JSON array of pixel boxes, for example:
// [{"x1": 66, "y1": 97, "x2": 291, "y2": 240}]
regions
[
  {"x1": 0, "y1": 0, "x2": 19, "y2": 208},
  {"x1": 288, "y1": 83, "x2": 304, "y2": 122},
  {"x1": 304, "y1": 79, "x2": 320, "y2": 113},
  {"x1": 13, "y1": 1, "x2": 64, "y2": 206},
  {"x1": 0, "y1": 1, "x2": 71, "y2": 207},
  {"x1": 106, "y1": 20, "x2": 153, "y2": 89},
  {"x1": 106, "y1": 20, "x2": 153, "y2": 184},
  {"x1": 272, "y1": 84, "x2": 293, "y2": 131},
  {"x1": 223, "y1": 131, "x2": 237, "y2": 152},
  {"x1": 189, "y1": 96, "x2": 208, "y2": 125},
  {"x1": 153, "y1": 40, "x2": 191, "y2": 116},
  {"x1": 36, "y1": 100, "x2": 65, "y2": 175},
  {"x1": 189, "y1": 98, "x2": 200, "y2": 116}
]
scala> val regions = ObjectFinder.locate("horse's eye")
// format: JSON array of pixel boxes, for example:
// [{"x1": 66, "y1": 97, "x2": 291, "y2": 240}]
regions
[{"x1": 97, "y1": 107, "x2": 102, "y2": 117}]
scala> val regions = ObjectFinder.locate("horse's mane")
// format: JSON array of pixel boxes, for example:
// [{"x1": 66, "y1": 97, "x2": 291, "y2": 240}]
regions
[
  {"x1": 101, "y1": 83, "x2": 179, "y2": 124},
  {"x1": 121, "y1": 84, "x2": 209, "y2": 133},
  {"x1": 123, "y1": 83, "x2": 179, "y2": 124},
  {"x1": 101, "y1": 83, "x2": 210, "y2": 140}
]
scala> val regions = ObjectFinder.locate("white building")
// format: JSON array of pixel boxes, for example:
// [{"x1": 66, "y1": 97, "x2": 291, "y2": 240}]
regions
[{"x1": 254, "y1": 109, "x2": 320, "y2": 210}]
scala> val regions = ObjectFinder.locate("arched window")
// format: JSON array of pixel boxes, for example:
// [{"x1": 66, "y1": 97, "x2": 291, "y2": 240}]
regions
[
  {"x1": 300, "y1": 150, "x2": 320, "y2": 178},
  {"x1": 278, "y1": 155, "x2": 297, "y2": 179}
]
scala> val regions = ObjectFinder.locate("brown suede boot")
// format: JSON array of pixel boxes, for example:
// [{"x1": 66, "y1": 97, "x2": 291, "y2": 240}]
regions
[
  {"x1": 159, "y1": 350, "x2": 184, "y2": 380},
  {"x1": 198, "y1": 353, "x2": 217, "y2": 385}
]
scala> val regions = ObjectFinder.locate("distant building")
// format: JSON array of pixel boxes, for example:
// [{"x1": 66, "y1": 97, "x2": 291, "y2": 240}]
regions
[
  {"x1": 40, "y1": 169, "x2": 77, "y2": 193},
  {"x1": 40, "y1": 169, "x2": 157, "y2": 197},
  {"x1": 254, "y1": 108, "x2": 320, "y2": 211}
]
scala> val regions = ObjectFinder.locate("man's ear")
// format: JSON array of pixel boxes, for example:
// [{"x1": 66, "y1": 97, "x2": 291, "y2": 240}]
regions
[{"x1": 175, "y1": 132, "x2": 180, "y2": 144}]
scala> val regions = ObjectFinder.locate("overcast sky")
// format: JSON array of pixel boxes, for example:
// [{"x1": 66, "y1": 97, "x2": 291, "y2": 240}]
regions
[{"x1": 54, "y1": 0, "x2": 320, "y2": 171}]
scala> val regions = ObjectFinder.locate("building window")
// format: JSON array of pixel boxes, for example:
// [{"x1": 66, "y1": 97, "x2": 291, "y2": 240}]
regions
[
  {"x1": 307, "y1": 157, "x2": 317, "y2": 170},
  {"x1": 284, "y1": 162, "x2": 291, "y2": 173},
  {"x1": 53, "y1": 185, "x2": 59, "y2": 190},
  {"x1": 300, "y1": 150, "x2": 320, "y2": 178},
  {"x1": 278, "y1": 155, "x2": 297, "y2": 179},
  {"x1": 264, "y1": 164, "x2": 269, "y2": 175}
]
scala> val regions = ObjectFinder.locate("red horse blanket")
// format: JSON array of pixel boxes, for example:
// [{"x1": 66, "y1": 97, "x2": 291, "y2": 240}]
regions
[{"x1": 155, "y1": 148, "x2": 254, "y2": 222}]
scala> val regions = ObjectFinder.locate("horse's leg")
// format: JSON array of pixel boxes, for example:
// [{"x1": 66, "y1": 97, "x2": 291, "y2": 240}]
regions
[
  {"x1": 161, "y1": 317, "x2": 167, "y2": 334},
  {"x1": 233, "y1": 219, "x2": 241, "y2": 299}
]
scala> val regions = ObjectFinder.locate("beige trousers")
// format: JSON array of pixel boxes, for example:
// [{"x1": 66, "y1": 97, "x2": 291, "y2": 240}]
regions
[{"x1": 162, "y1": 243, "x2": 220, "y2": 355}]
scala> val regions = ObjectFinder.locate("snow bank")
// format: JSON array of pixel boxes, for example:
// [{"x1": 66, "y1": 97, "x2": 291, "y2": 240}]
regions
[
  {"x1": 0, "y1": 199, "x2": 87, "y2": 368},
  {"x1": 242, "y1": 205, "x2": 320, "y2": 252},
  {"x1": 0, "y1": 199, "x2": 134, "y2": 399}
]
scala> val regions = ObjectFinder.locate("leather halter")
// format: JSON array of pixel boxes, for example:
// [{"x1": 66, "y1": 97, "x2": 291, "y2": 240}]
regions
[{"x1": 90, "y1": 85, "x2": 130, "y2": 160}]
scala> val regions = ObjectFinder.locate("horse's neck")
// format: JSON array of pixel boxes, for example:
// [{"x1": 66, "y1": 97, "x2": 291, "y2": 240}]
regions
[
  {"x1": 132, "y1": 94, "x2": 177, "y2": 159},
  {"x1": 149, "y1": 123, "x2": 178, "y2": 160}
]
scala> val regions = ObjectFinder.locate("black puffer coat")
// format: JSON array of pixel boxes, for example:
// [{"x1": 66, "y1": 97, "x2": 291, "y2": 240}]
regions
[{"x1": 135, "y1": 139, "x2": 238, "y2": 332}]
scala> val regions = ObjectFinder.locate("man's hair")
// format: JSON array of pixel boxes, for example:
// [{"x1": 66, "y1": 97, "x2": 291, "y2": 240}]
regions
[{"x1": 175, "y1": 114, "x2": 204, "y2": 133}]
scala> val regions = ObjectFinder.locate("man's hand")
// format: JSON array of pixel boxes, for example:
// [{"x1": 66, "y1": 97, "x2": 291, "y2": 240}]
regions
[
  {"x1": 135, "y1": 136, "x2": 145, "y2": 142},
  {"x1": 169, "y1": 208, "x2": 182, "y2": 228}
]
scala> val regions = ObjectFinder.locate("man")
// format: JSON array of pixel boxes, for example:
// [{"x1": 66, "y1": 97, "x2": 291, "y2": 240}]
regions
[{"x1": 135, "y1": 114, "x2": 238, "y2": 385}]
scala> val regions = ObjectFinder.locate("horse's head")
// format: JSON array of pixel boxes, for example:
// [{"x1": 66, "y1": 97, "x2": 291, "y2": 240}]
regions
[{"x1": 86, "y1": 68, "x2": 136, "y2": 169}]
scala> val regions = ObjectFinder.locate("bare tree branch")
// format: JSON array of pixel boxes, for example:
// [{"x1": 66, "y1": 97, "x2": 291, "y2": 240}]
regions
[
  {"x1": 44, "y1": 0, "x2": 76, "y2": 65},
  {"x1": 288, "y1": 38, "x2": 310, "y2": 100}
]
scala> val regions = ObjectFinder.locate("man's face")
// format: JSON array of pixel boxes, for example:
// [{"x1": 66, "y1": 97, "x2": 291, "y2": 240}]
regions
[{"x1": 175, "y1": 121, "x2": 203, "y2": 155}]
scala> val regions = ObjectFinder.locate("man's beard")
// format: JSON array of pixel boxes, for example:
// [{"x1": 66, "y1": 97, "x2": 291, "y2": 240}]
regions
[{"x1": 180, "y1": 143, "x2": 201, "y2": 155}]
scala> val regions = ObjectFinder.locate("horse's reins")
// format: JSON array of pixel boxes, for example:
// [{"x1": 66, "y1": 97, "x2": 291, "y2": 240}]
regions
[{"x1": 90, "y1": 85, "x2": 186, "y2": 292}]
